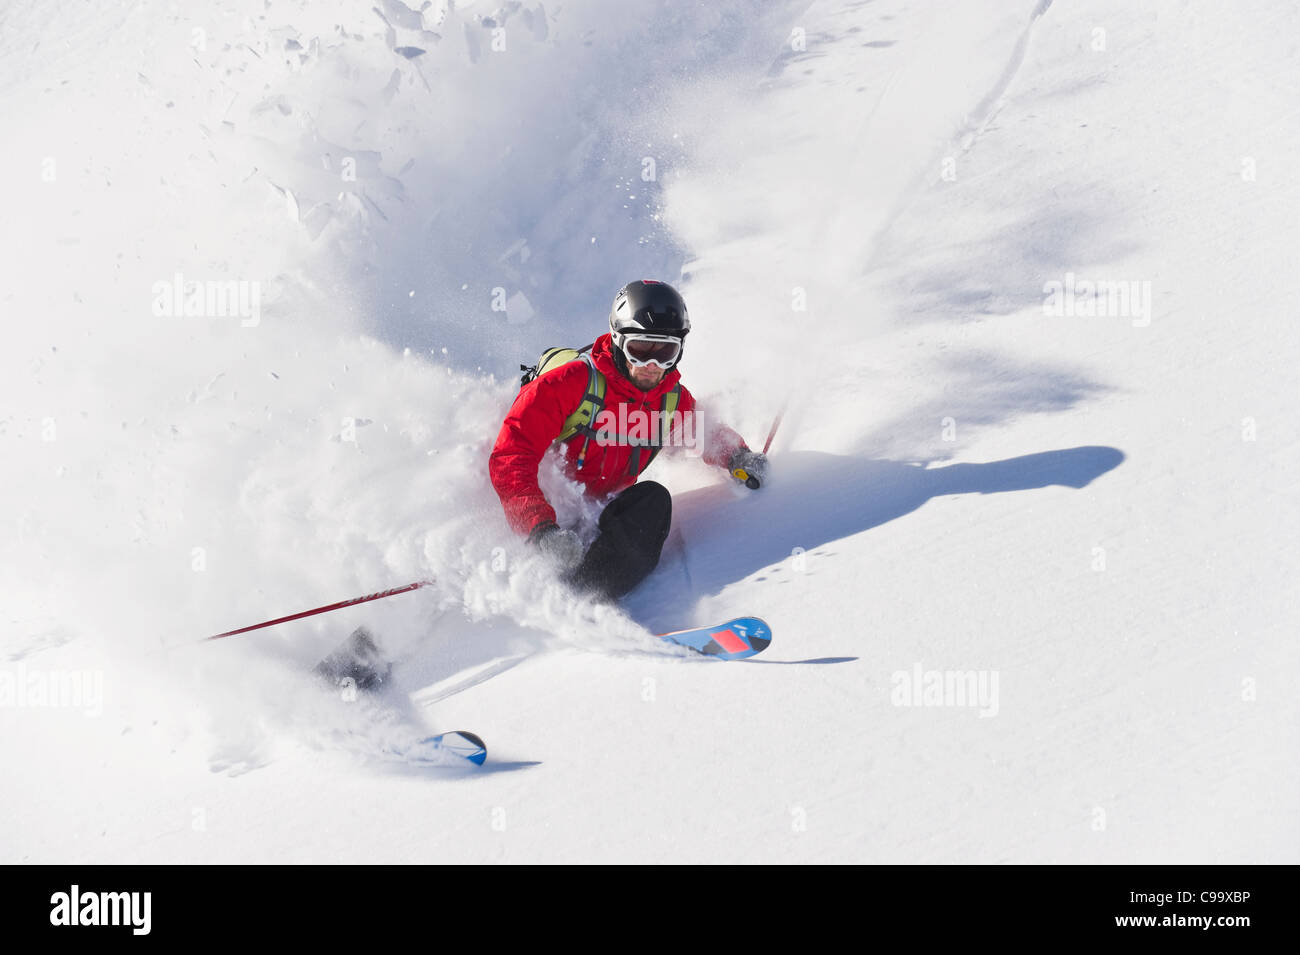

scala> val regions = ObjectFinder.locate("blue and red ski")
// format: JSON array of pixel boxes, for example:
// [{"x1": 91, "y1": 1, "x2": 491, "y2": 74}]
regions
[
  {"x1": 657, "y1": 616, "x2": 771, "y2": 661},
  {"x1": 387, "y1": 730, "x2": 488, "y2": 766},
  {"x1": 426, "y1": 730, "x2": 488, "y2": 765}
]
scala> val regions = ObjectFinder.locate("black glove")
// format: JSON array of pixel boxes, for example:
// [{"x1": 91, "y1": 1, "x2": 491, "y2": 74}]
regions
[
  {"x1": 727, "y1": 448, "x2": 769, "y2": 489},
  {"x1": 528, "y1": 520, "x2": 584, "y2": 569}
]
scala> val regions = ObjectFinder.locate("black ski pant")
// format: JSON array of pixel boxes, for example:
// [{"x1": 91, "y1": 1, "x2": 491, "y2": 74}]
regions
[{"x1": 568, "y1": 481, "x2": 672, "y2": 601}]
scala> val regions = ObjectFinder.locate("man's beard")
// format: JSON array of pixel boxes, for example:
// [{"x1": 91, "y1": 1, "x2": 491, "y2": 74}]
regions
[{"x1": 615, "y1": 349, "x2": 667, "y2": 390}]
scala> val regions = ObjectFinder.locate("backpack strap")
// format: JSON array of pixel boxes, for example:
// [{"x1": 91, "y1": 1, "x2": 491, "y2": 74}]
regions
[{"x1": 557, "y1": 351, "x2": 606, "y2": 469}]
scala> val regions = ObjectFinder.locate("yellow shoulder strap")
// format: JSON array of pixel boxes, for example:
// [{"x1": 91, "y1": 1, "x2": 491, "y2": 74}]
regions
[{"x1": 556, "y1": 353, "x2": 607, "y2": 444}]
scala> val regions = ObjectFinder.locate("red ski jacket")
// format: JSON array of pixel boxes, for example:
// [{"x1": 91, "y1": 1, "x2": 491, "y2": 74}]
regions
[{"x1": 489, "y1": 333, "x2": 747, "y2": 534}]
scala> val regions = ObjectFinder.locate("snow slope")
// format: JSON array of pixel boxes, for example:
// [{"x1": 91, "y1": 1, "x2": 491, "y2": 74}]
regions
[{"x1": 2, "y1": 0, "x2": 1296, "y2": 862}]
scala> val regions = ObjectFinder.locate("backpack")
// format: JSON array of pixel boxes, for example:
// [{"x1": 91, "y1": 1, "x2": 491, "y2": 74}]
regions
[{"x1": 519, "y1": 343, "x2": 681, "y2": 473}]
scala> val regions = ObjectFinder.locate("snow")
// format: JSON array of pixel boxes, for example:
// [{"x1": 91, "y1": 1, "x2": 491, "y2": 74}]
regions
[{"x1": 2, "y1": 0, "x2": 1296, "y2": 862}]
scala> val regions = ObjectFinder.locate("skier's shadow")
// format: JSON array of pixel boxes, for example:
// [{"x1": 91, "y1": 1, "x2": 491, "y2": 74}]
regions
[{"x1": 633, "y1": 446, "x2": 1124, "y2": 629}]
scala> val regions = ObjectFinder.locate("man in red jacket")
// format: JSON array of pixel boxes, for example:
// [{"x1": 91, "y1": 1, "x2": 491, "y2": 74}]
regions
[{"x1": 489, "y1": 280, "x2": 769, "y2": 600}]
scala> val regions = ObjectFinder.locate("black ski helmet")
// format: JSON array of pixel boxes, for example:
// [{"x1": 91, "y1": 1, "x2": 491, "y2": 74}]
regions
[{"x1": 608, "y1": 279, "x2": 690, "y2": 373}]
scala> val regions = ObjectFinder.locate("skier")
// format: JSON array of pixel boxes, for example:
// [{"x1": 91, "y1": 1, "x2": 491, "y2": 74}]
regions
[{"x1": 489, "y1": 279, "x2": 769, "y2": 600}]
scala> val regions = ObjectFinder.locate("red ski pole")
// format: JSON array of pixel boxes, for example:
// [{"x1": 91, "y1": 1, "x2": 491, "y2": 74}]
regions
[
  {"x1": 203, "y1": 579, "x2": 435, "y2": 642},
  {"x1": 762, "y1": 401, "x2": 787, "y2": 454}
]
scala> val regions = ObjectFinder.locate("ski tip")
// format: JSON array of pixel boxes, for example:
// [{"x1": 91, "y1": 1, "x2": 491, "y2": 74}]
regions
[
  {"x1": 658, "y1": 615, "x2": 773, "y2": 660},
  {"x1": 455, "y1": 730, "x2": 486, "y2": 748},
  {"x1": 713, "y1": 616, "x2": 772, "y2": 660},
  {"x1": 426, "y1": 730, "x2": 488, "y2": 766}
]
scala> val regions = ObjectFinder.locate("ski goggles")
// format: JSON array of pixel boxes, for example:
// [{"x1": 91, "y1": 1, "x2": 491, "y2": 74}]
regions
[{"x1": 619, "y1": 333, "x2": 683, "y2": 368}]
